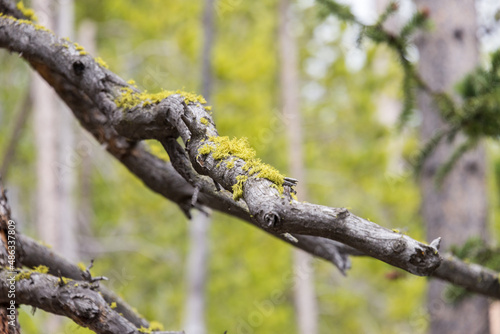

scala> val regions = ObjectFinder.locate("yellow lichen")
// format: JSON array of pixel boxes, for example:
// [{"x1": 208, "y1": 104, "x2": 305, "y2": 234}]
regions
[
  {"x1": 226, "y1": 159, "x2": 235, "y2": 169},
  {"x1": 77, "y1": 262, "x2": 86, "y2": 271},
  {"x1": 15, "y1": 270, "x2": 32, "y2": 281},
  {"x1": 3, "y1": 14, "x2": 52, "y2": 32},
  {"x1": 115, "y1": 88, "x2": 207, "y2": 110},
  {"x1": 110, "y1": 302, "x2": 117, "y2": 309},
  {"x1": 16, "y1": 1, "x2": 37, "y2": 21},
  {"x1": 74, "y1": 42, "x2": 84, "y2": 51},
  {"x1": 15, "y1": 265, "x2": 49, "y2": 281},
  {"x1": 198, "y1": 136, "x2": 285, "y2": 196},
  {"x1": 74, "y1": 283, "x2": 79, "y2": 287},
  {"x1": 232, "y1": 175, "x2": 248, "y2": 201},
  {"x1": 149, "y1": 321, "x2": 164, "y2": 331},
  {"x1": 59, "y1": 277, "x2": 72, "y2": 285},
  {"x1": 79, "y1": 51, "x2": 88, "y2": 56},
  {"x1": 33, "y1": 265, "x2": 49, "y2": 274},
  {"x1": 205, "y1": 106, "x2": 212, "y2": 111},
  {"x1": 200, "y1": 117, "x2": 209, "y2": 125},
  {"x1": 95, "y1": 57, "x2": 109, "y2": 69}
]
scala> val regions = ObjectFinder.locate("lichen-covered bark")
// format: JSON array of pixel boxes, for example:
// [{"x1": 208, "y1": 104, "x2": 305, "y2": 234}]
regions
[
  {"x1": 0, "y1": 10, "x2": 437, "y2": 276},
  {"x1": 0, "y1": 1, "x2": 500, "y2": 303},
  {"x1": 0, "y1": 11, "x2": 361, "y2": 273}
]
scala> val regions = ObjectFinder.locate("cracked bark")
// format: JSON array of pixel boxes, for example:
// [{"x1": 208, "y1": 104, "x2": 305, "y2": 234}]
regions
[
  {"x1": 0, "y1": 14, "x2": 440, "y2": 276},
  {"x1": 0, "y1": 1, "x2": 499, "y2": 305}
]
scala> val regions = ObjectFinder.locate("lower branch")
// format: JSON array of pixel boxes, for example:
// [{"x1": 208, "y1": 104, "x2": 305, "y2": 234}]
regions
[
  {"x1": 17, "y1": 234, "x2": 150, "y2": 329},
  {"x1": 0, "y1": 271, "x2": 146, "y2": 334}
]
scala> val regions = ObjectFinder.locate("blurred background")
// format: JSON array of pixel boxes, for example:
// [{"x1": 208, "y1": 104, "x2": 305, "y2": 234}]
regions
[{"x1": 1, "y1": 0, "x2": 500, "y2": 333}]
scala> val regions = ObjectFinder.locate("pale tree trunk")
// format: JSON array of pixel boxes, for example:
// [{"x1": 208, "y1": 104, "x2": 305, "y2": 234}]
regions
[
  {"x1": 279, "y1": 1, "x2": 318, "y2": 333},
  {"x1": 56, "y1": 0, "x2": 78, "y2": 262},
  {"x1": 415, "y1": 1, "x2": 489, "y2": 333},
  {"x1": 32, "y1": 0, "x2": 58, "y2": 251},
  {"x1": 77, "y1": 20, "x2": 97, "y2": 258},
  {"x1": 32, "y1": 0, "x2": 60, "y2": 331},
  {"x1": 183, "y1": 1, "x2": 214, "y2": 333},
  {"x1": 184, "y1": 211, "x2": 211, "y2": 334}
]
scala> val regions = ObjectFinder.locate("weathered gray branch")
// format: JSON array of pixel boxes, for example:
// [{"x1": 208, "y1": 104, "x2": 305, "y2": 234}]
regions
[
  {"x1": 1, "y1": 7, "x2": 500, "y2": 298},
  {"x1": 0, "y1": 11, "x2": 356, "y2": 273},
  {"x1": 17, "y1": 234, "x2": 150, "y2": 329},
  {"x1": 0, "y1": 271, "x2": 147, "y2": 334},
  {"x1": 0, "y1": 12, "x2": 440, "y2": 276}
]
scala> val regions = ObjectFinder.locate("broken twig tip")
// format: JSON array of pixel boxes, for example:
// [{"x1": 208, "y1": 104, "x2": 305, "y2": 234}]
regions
[{"x1": 430, "y1": 237, "x2": 441, "y2": 250}]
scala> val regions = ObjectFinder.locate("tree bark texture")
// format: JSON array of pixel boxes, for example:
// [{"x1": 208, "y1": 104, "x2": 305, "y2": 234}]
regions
[
  {"x1": 415, "y1": 0, "x2": 490, "y2": 333},
  {"x1": 279, "y1": 1, "x2": 318, "y2": 333}
]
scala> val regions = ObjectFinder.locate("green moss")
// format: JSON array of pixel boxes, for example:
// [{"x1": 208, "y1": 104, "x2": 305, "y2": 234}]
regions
[
  {"x1": 16, "y1": 1, "x2": 37, "y2": 21},
  {"x1": 198, "y1": 136, "x2": 285, "y2": 196},
  {"x1": 232, "y1": 175, "x2": 248, "y2": 201},
  {"x1": 94, "y1": 57, "x2": 109, "y2": 69},
  {"x1": 200, "y1": 117, "x2": 209, "y2": 125},
  {"x1": 115, "y1": 88, "x2": 207, "y2": 110}
]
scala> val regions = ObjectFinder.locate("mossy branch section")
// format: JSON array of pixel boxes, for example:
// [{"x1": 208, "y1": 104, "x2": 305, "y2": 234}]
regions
[
  {"x1": 198, "y1": 136, "x2": 285, "y2": 200},
  {"x1": 115, "y1": 87, "x2": 207, "y2": 110}
]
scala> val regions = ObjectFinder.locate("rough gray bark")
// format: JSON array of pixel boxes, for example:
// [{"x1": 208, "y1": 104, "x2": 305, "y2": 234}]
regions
[
  {"x1": 0, "y1": 11, "x2": 362, "y2": 271},
  {"x1": 414, "y1": 0, "x2": 490, "y2": 333},
  {"x1": 16, "y1": 234, "x2": 151, "y2": 329},
  {"x1": 279, "y1": 1, "x2": 318, "y2": 333},
  {"x1": 0, "y1": 10, "x2": 440, "y2": 276},
  {"x1": 1, "y1": 1, "x2": 500, "y2": 302},
  {"x1": 0, "y1": 271, "x2": 147, "y2": 334}
]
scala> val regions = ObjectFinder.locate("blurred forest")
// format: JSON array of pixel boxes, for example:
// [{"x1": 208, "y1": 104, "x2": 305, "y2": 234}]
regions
[{"x1": 2, "y1": 0, "x2": 500, "y2": 333}]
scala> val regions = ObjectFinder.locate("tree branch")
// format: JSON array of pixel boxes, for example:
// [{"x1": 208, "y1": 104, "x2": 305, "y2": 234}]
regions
[
  {"x1": 16, "y1": 234, "x2": 150, "y2": 329},
  {"x1": 0, "y1": 271, "x2": 150, "y2": 334},
  {"x1": 0, "y1": 13, "x2": 440, "y2": 276},
  {"x1": 0, "y1": 0, "x2": 499, "y2": 300},
  {"x1": 0, "y1": 11, "x2": 356, "y2": 273}
]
